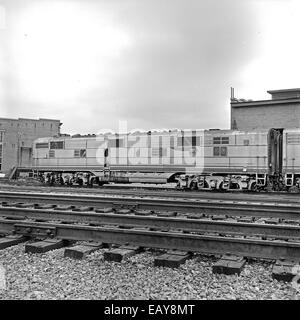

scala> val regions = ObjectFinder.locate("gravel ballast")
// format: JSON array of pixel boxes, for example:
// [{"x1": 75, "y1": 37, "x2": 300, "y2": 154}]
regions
[{"x1": 0, "y1": 242, "x2": 298, "y2": 300}]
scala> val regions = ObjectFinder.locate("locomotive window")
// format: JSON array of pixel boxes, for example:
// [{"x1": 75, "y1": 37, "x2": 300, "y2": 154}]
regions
[
  {"x1": 220, "y1": 147, "x2": 227, "y2": 156},
  {"x1": 213, "y1": 137, "x2": 229, "y2": 144},
  {"x1": 221, "y1": 137, "x2": 229, "y2": 144},
  {"x1": 49, "y1": 150, "x2": 55, "y2": 158},
  {"x1": 74, "y1": 150, "x2": 80, "y2": 157},
  {"x1": 213, "y1": 147, "x2": 220, "y2": 156},
  {"x1": 36, "y1": 142, "x2": 49, "y2": 149},
  {"x1": 213, "y1": 146, "x2": 227, "y2": 157},
  {"x1": 74, "y1": 149, "x2": 86, "y2": 158},
  {"x1": 50, "y1": 141, "x2": 64, "y2": 149},
  {"x1": 213, "y1": 137, "x2": 221, "y2": 144}
]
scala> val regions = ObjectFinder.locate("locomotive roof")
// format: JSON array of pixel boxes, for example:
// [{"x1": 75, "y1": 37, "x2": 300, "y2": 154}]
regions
[{"x1": 33, "y1": 128, "x2": 280, "y2": 143}]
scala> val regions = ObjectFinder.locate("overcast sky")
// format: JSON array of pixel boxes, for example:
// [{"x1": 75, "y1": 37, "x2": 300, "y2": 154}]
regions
[{"x1": 0, "y1": 0, "x2": 300, "y2": 134}]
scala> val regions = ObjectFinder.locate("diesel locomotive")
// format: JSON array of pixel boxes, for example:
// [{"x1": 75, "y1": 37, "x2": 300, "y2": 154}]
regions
[{"x1": 29, "y1": 127, "x2": 300, "y2": 192}]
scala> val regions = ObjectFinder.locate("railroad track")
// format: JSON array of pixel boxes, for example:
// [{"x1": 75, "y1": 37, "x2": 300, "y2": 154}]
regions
[
  {"x1": 0, "y1": 197, "x2": 300, "y2": 261},
  {"x1": 1, "y1": 183, "x2": 300, "y2": 204},
  {"x1": 1, "y1": 190, "x2": 300, "y2": 272},
  {"x1": 0, "y1": 190, "x2": 300, "y2": 220}
]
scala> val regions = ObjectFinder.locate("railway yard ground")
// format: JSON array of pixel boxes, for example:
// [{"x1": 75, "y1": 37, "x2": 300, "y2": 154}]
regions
[{"x1": 0, "y1": 180, "x2": 300, "y2": 300}]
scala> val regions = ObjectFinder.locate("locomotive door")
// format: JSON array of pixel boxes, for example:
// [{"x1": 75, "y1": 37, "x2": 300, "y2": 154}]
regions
[{"x1": 267, "y1": 128, "x2": 283, "y2": 175}]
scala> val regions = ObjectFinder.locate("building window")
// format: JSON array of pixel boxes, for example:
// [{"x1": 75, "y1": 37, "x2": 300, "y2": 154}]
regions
[
  {"x1": 74, "y1": 149, "x2": 86, "y2": 158},
  {"x1": 49, "y1": 150, "x2": 55, "y2": 158},
  {"x1": 12, "y1": 144, "x2": 15, "y2": 148},
  {"x1": 50, "y1": 141, "x2": 64, "y2": 149},
  {"x1": 213, "y1": 136, "x2": 229, "y2": 144},
  {"x1": 50, "y1": 124, "x2": 53, "y2": 129},
  {"x1": 213, "y1": 146, "x2": 227, "y2": 157},
  {"x1": 0, "y1": 132, "x2": 3, "y2": 142},
  {"x1": 36, "y1": 142, "x2": 49, "y2": 149}
]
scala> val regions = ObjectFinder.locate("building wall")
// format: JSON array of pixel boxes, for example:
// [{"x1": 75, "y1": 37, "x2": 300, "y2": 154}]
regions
[
  {"x1": 0, "y1": 118, "x2": 61, "y2": 174},
  {"x1": 231, "y1": 102, "x2": 300, "y2": 131}
]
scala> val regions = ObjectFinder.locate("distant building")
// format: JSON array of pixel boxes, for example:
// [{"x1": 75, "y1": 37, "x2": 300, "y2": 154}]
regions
[
  {"x1": 0, "y1": 118, "x2": 61, "y2": 176},
  {"x1": 230, "y1": 88, "x2": 300, "y2": 130}
]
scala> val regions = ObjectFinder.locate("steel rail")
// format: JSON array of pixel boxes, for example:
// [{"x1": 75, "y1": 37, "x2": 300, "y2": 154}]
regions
[
  {"x1": 0, "y1": 191, "x2": 300, "y2": 219},
  {"x1": 1, "y1": 184, "x2": 300, "y2": 204},
  {"x1": 0, "y1": 206, "x2": 300, "y2": 240},
  {"x1": 0, "y1": 218, "x2": 299, "y2": 260}
]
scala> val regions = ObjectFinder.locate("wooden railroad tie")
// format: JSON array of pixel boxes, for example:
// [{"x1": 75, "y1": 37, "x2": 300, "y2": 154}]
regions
[
  {"x1": 64, "y1": 242, "x2": 105, "y2": 260},
  {"x1": 272, "y1": 259, "x2": 300, "y2": 282},
  {"x1": 104, "y1": 245, "x2": 142, "y2": 262},
  {"x1": 25, "y1": 239, "x2": 69, "y2": 254},
  {"x1": 212, "y1": 254, "x2": 246, "y2": 275},
  {"x1": 154, "y1": 250, "x2": 192, "y2": 268},
  {"x1": 0, "y1": 235, "x2": 28, "y2": 250}
]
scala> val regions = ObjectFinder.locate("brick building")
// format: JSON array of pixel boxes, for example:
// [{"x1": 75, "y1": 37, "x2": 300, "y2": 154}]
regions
[
  {"x1": 0, "y1": 118, "x2": 61, "y2": 176},
  {"x1": 230, "y1": 88, "x2": 300, "y2": 130}
]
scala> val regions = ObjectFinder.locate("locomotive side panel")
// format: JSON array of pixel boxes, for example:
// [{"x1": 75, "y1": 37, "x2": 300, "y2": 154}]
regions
[
  {"x1": 200, "y1": 130, "x2": 268, "y2": 174},
  {"x1": 283, "y1": 129, "x2": 300, "y2": 174}
]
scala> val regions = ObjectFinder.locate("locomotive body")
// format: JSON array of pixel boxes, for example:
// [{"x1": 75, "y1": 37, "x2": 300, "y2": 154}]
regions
[{"x1": 30, "y1": 127, "x2": 300, "y2": 191}]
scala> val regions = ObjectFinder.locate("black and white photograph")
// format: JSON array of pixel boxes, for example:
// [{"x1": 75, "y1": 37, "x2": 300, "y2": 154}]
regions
[{"x1": 0, "y1": 0, "x2": 300, "y2": 305}]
